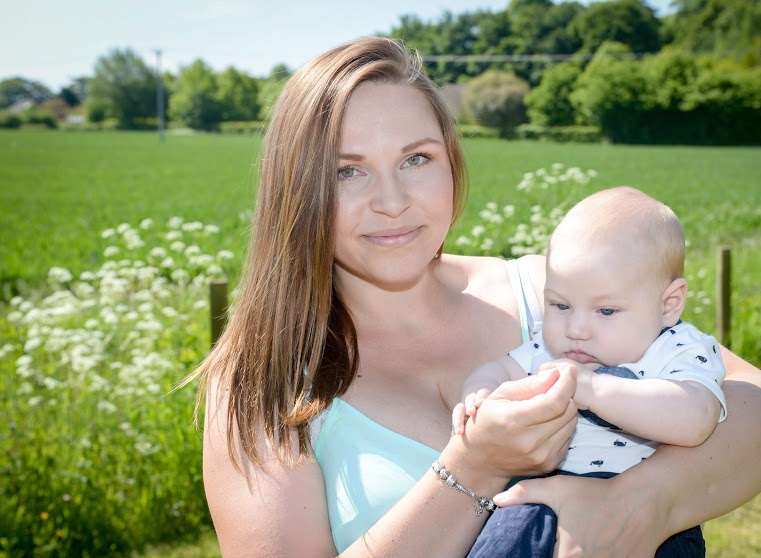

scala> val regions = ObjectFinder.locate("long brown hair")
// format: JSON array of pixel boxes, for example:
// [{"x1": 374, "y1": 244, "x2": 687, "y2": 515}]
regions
[{"x1": 174, "y1": 36, "x2": 468, "y2": 472}]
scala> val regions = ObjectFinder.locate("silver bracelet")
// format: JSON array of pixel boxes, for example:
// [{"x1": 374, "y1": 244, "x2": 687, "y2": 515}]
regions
[{"x1": 431, "y1": 460, "x2": 497, "y2": 516}]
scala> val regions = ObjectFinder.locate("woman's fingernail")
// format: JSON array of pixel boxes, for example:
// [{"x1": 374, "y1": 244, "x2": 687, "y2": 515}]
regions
[{"x1": 493, "y1": 492, "x2": 509, "y2": 506}]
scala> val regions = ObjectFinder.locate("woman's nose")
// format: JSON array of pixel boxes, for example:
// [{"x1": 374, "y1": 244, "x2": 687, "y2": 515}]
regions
[{"x1": 369, "y1": 172, "x2": 411, "y2": 218}]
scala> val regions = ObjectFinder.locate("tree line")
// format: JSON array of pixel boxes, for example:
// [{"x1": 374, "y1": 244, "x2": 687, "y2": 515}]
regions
[{"x1": 1, "y1": 0, "x2": 758, "y2": 143}]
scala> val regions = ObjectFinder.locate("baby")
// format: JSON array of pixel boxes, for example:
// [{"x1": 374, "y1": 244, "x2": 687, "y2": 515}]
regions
[{"x1": 456, "y1": 187, "x2": 727, "y2": 558}]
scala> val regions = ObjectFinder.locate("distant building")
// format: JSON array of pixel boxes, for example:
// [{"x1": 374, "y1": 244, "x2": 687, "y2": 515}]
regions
[{"x1": 7, "y1": 99, "x2": 35, "y2": 113}]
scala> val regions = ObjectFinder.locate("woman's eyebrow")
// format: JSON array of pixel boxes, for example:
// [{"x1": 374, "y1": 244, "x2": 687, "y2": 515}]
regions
[{"x1": 338, "y1": 137, "x2": 443, "y2": 161}]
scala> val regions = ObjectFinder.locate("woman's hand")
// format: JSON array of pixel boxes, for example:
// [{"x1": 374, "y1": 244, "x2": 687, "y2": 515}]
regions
[
  {"x1": 494, "y1": 474, "x2": 670, "y2": 558},
  {"x1": 447, "y1": 367, "x2": 579, "y2": 486}
]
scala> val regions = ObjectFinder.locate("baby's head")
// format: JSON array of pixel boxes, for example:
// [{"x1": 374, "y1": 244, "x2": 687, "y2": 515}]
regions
[{"x1": 542, "y1": 186, "x2": 687, "y2": 367}]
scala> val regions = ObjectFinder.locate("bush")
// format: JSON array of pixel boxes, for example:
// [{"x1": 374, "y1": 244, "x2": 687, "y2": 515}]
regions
[
  {"x1": 570, "y1": 43, "x2": 761, "y2": 144},
  {"x1": 525, "y1": 63, "x2": 583, "y2": 127},
  {"x1": 464, "y1": 70, "x2": 530, "y2": 138},
  {"x1": 457, "y1": 124, "x2": 500, "y2": 139},
  {"x1": 219, "y1": 120, "x2": 267, "y2": 135},
  {"x1": 23, "y1": 110, "x2": 58, "y2": 129},
  {"x1": 0, "y1": 112, "x2": 22, "y2": 129},
  {"x1": 570, "y1": 42, "x2": 648, "y2": 141},
  {"x1": 516, "y1": 124, "x2": 602, "y2": 143}
]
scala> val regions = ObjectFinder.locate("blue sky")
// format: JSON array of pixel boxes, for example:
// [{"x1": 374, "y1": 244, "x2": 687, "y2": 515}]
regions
[{"x1": 1, "y1": 0, "x2": 674, "y2": 91}]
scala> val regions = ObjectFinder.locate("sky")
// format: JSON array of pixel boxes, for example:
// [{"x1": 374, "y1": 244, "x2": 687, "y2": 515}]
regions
[{"x1": 1, "y1": 0, "x2": 675, "y2": 91}]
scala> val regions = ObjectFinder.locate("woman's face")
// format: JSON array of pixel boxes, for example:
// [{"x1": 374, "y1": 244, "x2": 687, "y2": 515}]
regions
[{"x1": 333, "y1": 81, "x2": 454, "y2": 290}]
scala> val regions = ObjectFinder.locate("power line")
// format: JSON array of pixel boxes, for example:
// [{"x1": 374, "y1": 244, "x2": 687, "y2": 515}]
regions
[{"x1": 422, "y1": 53, "x2": 643, "y2": 63}]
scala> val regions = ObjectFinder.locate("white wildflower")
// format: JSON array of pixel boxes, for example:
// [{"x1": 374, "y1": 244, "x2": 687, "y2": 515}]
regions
[
  {"x1": 216, "y1": 250, "x2": 233, "y2": 260},
  {"x1": 184, "y1": 245, "x2": 201, "y2": 257},
  {"x1": 139, "y1": 218, "x2": 154, "y2": 229},
  {"x1": 168, "y1": 216, "x2": 184, "y2": 229},
  {"x1": 104, "y1": 246, "x2": 120, "y2": 257},
  {"x1": 97, "y1": 400, "x2": 117, "y2": 414},
  {"x1": 48, "y1": 267, "x2": 73, "y2": 283},
  {"x1": 161, "y1": 307, "x2": 178, "y2": 318}
]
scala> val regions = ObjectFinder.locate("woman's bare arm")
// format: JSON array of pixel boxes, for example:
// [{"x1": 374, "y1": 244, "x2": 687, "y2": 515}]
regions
[
  {"x1": 203, "y1": 375, "x2": 336, "y2": 558},
  {"x1": 205, "y1": 369, "x2": 578, "y2": 557}
]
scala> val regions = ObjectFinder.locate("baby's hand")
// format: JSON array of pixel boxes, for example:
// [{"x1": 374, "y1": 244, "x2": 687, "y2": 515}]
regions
[
  {"x1": 452, "y1": 358, "x2": 515, "y2": 435},
  {"x1": 451, "y1": 387, "x2": 494, "y2": 435},
  {"x1": 537, "y1": 359, "x2": 598, "y2": 411}
]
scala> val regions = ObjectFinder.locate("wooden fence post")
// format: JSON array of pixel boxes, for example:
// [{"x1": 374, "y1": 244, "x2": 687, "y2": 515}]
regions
[
  {"x1": 210, "y1": 280, "x2": 228, "y2": 349},
  {"x1": 716, "y1": 246, "x2": 731, "y2": 348}
]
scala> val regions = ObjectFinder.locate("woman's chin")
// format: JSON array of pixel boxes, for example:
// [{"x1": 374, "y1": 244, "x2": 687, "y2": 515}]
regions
[{"x1": 335, "y1": 252, "x2": 440, "y2": 292}]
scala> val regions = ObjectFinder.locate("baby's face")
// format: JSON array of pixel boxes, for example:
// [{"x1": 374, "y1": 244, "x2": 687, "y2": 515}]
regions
[{"x1": 542, "y1": 247, "x2": 667, "y2": 367}]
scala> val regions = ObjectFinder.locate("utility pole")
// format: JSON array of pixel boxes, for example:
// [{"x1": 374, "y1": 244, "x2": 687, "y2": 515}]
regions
[{"x1": 154, "y1": 49, "x2": 165, "y2": 143}]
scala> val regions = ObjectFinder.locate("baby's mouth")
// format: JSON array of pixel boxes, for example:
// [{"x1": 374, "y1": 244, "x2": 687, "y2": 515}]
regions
[{"x1": 564, "y1": 350, "x2": 599, "y2": 365}]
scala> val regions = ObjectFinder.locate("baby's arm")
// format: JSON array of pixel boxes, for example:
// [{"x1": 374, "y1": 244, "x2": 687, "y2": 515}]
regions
[
  {"x1": 451, "y1": 355, "x2": 528, "y2": 435},
  {"x1": 575, "y1": 371, "x2": 722, "y2": 446}
]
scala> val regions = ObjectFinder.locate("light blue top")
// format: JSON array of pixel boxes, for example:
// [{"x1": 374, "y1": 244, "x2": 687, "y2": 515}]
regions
[{"x1": 312, "y1": 257, "x2": 542, "y2": 553}]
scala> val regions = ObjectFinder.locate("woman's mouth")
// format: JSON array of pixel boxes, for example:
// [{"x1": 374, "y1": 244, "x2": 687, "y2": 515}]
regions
[{"x1": 362, "y1": 225, "x2": 423, "y2": 247}]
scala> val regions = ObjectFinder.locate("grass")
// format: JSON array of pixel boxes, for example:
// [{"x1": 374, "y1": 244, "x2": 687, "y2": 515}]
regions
[{"x1": 1, "y1": 129, "x2": 760, "y2": 556}]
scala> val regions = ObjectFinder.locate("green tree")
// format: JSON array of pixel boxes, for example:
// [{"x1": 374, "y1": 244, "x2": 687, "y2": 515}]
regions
[
  {"x1": 464, "y1": 70, "x2": 529, "y2": 136},
  {"x1": 505, "y1": 0, "x2": 584, "y2": 84},
  {"x1": 525, "y1": 62, "x2": 582, "y2": 125},
  {"x1": 86, "y1": 48, "x2": 160, "y2": 129},
  {"x1": 570, "y1": 42, "x2": 648, "y2": 139},
  {"x1": 170, "y1": 59, "x2": 222, "y2": 131},
  {"x1": 217, "y1": 67, "x2": 260, "y2": 121},
  {"x1": 569, "y1": 0, "x2": 661, "y2": 54},
  {"x1": 663, "y1": 0, "x2": 761, "y2": 58},
  {"x1": 0, "y1": 77, "x2": 53, "y2": 109}
]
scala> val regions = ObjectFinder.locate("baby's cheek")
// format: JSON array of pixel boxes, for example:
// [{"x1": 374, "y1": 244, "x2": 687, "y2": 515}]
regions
[{"x1": 541, "y1": 318, "x2": 564, "y2": 356}]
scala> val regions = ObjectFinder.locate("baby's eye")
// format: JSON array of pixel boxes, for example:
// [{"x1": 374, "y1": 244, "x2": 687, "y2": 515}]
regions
[
  {"x1": 337, "y1": 166, "x2": 361, "y2": 181},
  {"x1": 401, "y1": 152, "x2": 431, "y2": 169},
  {"x1": 599, "y1": 308, "x2": 618, "y2": 316},
  {"x1": 552, "y1": 303, "x2": 570, "y2": 311}
]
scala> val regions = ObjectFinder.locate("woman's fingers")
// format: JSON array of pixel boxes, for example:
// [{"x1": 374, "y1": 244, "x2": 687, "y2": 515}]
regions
[
  {"x1": 493, "y1": 474, "x2": 562, "y2": 507},
  {"x1": 465, "y1": 392, "x2": 478, "y2": 416},
  {"x1": 474, "y1": 388, "x2": 491, "y2": 407},
  {"x1": 515, "y1": 398, "x2": 578, "y2": 473},
  {"x1": 451, "y1": 402, "x2": 466, "y2": 435},
  {"x1": 492, "y1": 367, "x2": 577, "y2": 427},
  {"x1": 488, "y1": 368, "x2": 559, "y2": 402}
]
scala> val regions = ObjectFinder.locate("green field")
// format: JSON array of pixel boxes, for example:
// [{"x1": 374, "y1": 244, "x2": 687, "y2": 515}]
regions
[{"x1": 1, "y1": 129, "x2": 760, "y2": 556}]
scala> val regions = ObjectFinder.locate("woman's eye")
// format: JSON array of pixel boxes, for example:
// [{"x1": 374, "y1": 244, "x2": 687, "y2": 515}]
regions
[
  {"x1": 401, "y1": 152, "x2": 430, "y2": 169},
  {"x1": 337, "y1": 167, "x2": 359, "y2": 181},
  {"x1": 599, "y1": 308, "x2": 617, "y2": 316},
  {"x1": 552, "y1": 303, "x2": 570, "y2": 311}
]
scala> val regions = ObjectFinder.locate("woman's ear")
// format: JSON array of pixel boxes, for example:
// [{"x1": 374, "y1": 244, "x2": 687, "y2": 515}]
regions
[{"x1": 662, "y1": 277, "x2": 688, "y2": 327}]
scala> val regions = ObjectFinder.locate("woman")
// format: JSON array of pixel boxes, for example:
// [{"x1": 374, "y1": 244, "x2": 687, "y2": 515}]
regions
[{"x1": 182, "y1": 37, "x2": 761, "y2": 557}]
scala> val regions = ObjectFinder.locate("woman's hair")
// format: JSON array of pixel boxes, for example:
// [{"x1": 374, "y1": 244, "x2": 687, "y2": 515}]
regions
[{"x1": 175, "y1": 36, "x2": 468, "y2": 471}]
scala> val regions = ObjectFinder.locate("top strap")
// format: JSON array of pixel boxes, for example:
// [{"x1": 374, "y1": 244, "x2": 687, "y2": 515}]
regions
[{"x1": 507, "y1": 257, "x2": 543, "y2": 341}]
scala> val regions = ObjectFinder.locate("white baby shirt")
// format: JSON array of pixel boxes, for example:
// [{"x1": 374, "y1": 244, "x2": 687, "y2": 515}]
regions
[{"x1": 508, "y1": 321, "x2": 728, "y2": 474}]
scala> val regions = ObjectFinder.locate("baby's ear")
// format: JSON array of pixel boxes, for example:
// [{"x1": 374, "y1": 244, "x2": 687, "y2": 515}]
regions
[{"x1": 661, "y1": 277, "x2": 688, "y2": 326}]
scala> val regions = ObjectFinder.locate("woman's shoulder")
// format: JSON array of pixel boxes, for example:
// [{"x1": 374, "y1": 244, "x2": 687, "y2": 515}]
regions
[{"x1": 440, "y1": 253, "x2": 546, "y2": 301}]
